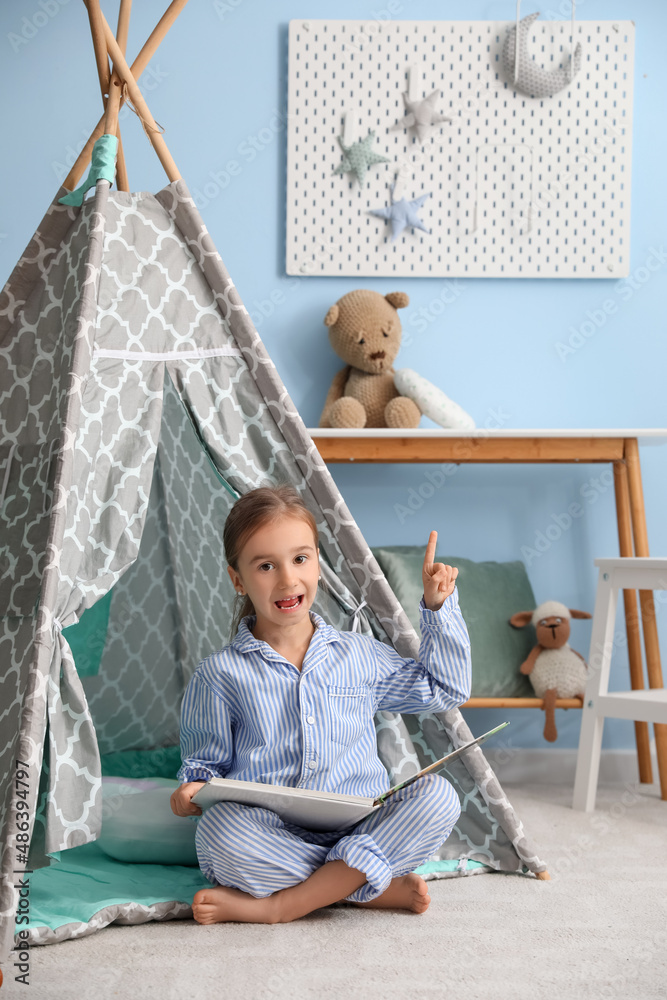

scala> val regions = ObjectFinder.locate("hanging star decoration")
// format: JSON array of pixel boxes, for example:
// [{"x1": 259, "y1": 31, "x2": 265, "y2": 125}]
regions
[
  {"x1": 392, "y1": 89, "x2": 451, "y2": 144},
  {"x1": 370, "y1": 182, "x2": 431, "y2": 242},
  {"x1": 332, "y1": 131, "x2": 390, "y2": 188}
]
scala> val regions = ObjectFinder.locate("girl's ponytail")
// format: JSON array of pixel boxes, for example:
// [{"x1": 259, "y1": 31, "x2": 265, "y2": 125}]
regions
[{"x1": 228, "y1": 592, "x2": 256, "y2": 644}]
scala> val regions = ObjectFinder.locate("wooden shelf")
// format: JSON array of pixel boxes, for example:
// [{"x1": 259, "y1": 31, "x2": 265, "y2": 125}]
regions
[
  {"x1": 462, "y1": 697, "x2": 583, "y2": 709},
  {"x1": 309, "y1": 430, "x2": 667, "y2": 465},
  {"x1": 308, "y1": 429, "x2": 667, "y2": 464}
]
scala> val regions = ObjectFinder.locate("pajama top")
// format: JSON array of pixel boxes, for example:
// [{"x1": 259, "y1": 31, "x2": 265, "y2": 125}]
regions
[{"x1": 177, "y1": 588, "x2": 472, "y2": 799}]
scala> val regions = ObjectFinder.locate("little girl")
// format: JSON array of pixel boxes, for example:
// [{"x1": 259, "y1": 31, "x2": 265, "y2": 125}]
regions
[{"x1": 170, "y1": 484, "x2": 471, "y2": 925}]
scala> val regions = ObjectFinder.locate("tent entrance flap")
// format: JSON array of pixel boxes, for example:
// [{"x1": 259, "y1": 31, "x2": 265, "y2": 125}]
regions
[
  {"x1": 77, "y1": 369, "x2": 241, "y2": 764},
  {"x1": 62, "y1": 589, "x2": 113, "y2": 678},
  {"x1": 176, "y1": 390, "x2": 240, "y2": 501}
]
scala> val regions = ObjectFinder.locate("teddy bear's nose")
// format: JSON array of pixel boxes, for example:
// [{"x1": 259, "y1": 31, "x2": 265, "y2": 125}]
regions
[{"x1": 369, "y1": 351, "x2": 386, "y2": 360}]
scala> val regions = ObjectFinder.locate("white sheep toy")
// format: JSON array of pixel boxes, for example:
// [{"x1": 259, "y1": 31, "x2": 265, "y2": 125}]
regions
[{"x1": 509, "y1": 600, "x2": 592, "y2": 742}]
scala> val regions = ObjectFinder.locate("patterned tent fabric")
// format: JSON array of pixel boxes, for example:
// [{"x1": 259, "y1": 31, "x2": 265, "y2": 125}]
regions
[{"x1": 0, "y1": 178, "x2": 546, "y2": 960}]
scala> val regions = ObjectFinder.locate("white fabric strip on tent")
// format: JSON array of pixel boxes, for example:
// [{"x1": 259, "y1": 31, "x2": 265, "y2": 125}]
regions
[{"x1": 93, "y1": 347, "x2": 243, "y2": 360}]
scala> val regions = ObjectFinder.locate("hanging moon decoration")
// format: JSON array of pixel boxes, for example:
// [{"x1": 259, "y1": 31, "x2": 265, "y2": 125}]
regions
[{"x1": 503, "y1": 12, "x2": 582, "y2": 99}]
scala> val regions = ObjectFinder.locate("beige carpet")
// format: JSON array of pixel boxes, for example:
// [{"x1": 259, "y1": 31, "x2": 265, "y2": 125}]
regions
[{"x1": 3, "y1": 780, "x2": 666, "y2": 1000}]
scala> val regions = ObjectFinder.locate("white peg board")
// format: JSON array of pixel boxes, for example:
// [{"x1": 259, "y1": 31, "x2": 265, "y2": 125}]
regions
[{"x1": 286, "y1": 20, "x2": 634, "y2": 278}]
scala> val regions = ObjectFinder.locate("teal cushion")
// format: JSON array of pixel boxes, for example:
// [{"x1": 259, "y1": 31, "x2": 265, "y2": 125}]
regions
[
  {"x1": 98, "y1": 777, "x2": 199, "y2": 866},
  {"x1": 62, "y1": 589, "x2": 113, "y2": 677},
  {"x1": 371, "y1": 546, "x2": 536, "y2": 698},
  {"x1": 100, "y1": 745, "x2": 183, "y2": 780}
]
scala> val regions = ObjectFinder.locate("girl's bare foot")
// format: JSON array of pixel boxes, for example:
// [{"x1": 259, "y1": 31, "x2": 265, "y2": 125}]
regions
[
  {"x1": 351, "y1": 873, "x2": 431, "y2": 913},
  {"x1": 192, "y1": 885, "x2": 279, "y2": 925}
]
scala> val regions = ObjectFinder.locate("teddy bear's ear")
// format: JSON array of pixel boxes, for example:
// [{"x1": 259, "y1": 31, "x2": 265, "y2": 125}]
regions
[
  {"x1": 569, "y1": 609, "x2": 592, "y2": 620},
  {"x1": 324, "y1": 305, "x2": 339, "y2": 327},
  {"x1": 509, "y1": 611, "x2": 533, "y2": 629},
  {"x1": 385, "y1": 292, "x2": 409, "y2": 310}
]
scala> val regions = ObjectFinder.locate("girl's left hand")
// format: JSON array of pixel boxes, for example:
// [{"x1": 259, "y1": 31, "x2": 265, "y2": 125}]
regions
[{"x1": 422, "y1": 530, "x2": 459, "y2": 611}]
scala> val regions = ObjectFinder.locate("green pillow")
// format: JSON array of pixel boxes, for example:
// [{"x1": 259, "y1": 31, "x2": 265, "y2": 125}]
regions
[{"x1": 371, "y1": 546, "x2": 536, "y2": 698}]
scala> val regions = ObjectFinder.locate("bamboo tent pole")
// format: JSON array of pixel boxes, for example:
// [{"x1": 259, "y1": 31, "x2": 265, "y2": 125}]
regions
[
  {"x1": 63, "y1": 121, "x2": 107, "y2": 191},
  {"x1": 113, "y1": 0, "x2": 133, "y2": 190},
  {"x1": 115, "y1": 129, "x2": 129, "y2": 192},
  {"x1": 82, "y1": 0, "x2": 129, "y2": 191},
  {"x1": 63, "y1": 0, "x2": 188, "y2": 192},
  {"x1": 133, "y1": 0, "x2": 188, "y2": 72},
  {"x1": 116, "y1": 0, "x2": 132, "y2": 53},
  {"x1": 84, "y1": 0, "x2": 110, "y2": 96},
  {"x1": 99, "y1": 11, "x2": 181, "y2": 184},
  {"x1": 104, "y1": 76, "x2": 123, "y2": 140}
]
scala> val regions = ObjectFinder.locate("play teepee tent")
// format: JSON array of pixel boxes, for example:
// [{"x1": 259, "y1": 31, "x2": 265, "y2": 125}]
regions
[{"x1": 0, "y1": 0, "x2": 548, "y2": 963}]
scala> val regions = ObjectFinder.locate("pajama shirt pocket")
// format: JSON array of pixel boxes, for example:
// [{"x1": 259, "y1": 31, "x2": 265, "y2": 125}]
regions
[{"x1": 327, "y1": 684, "x2": 370, "y2": 746}]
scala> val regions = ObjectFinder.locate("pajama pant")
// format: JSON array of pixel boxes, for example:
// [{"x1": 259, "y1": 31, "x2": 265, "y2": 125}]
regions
[{"x1": 194, "y1": 773, "x2": 461, "y2": 904}]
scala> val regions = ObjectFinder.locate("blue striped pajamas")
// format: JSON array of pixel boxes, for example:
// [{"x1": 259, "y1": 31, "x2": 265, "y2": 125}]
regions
[{"x1": 177, "y1": 589, "x2": 472, "y2": 903}]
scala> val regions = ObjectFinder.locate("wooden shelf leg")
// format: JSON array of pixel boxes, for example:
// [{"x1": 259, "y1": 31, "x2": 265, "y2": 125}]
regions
[
  {"x1": 624, "y1": 440, "x2": 667, "y2": 800},
  {"x1": 613, "y1": 459, "x2": 653, "y2": 785}
]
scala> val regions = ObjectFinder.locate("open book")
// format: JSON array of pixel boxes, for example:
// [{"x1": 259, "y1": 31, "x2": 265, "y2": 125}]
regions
[{"x1": 192, "y1": 722, "x2": 509, "y2": 832}]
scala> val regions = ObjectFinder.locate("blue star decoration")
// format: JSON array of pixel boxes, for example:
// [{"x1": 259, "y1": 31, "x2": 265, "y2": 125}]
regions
[
  {"x1": 392, "y1": 89, "x2": 451, "y2": 144},
  {"x1": 333, "y1": 131, "x2": 390, "y2": 188},
  {"x1": 370, "y1": 186, "x2": 431, "y2": 242}
]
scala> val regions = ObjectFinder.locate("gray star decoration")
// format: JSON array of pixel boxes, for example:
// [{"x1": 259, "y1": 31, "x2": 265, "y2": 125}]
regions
[
  {"x1": 370, "y1": 185, "x2": 431, "y2": 242},
  {"x1": 333, "y1": 131, "x2": 390, "y2": 187},
  {"x1": 392, "y1": 89, "x2": 451, "y2": 144}
]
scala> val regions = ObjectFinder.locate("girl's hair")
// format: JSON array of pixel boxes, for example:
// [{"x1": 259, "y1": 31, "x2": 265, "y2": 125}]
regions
[{"x1": 224, "y1": 484, "x2": 321, "y2": 642}]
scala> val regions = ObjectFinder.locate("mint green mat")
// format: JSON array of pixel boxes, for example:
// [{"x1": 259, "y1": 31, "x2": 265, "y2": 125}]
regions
[
  {"x1": 415, "y1": 859, "x2": 489, "y2": 875},
  {"x1": 20, "y1": 847, "x2": 487, "y2": 933},
  {"x1": 20, "y1": 842, "x2": 210, "y2": 933}
]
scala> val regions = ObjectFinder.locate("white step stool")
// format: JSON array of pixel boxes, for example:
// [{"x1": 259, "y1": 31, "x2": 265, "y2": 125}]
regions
[{"x1": 572, "y1": 558, "x2": 667, "y2": 811}]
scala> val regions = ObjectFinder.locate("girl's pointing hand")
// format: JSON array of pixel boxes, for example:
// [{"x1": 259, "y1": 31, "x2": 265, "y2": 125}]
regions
[{"x1": 422, "y1": 530, "x2": 458, "y2": 611}]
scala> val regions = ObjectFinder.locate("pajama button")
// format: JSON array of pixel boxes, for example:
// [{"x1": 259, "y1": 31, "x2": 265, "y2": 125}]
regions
[
  {"x1": 306, "y1": 715, "x2": 315, "y2": 724},
  {"x1": 308, "y1": 760, "x2": 317, "y2": 769}
]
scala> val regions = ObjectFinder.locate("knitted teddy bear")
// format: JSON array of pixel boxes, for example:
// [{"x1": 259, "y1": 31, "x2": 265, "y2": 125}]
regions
[
  {"x1": 509, "y1": 600, "x2": 592, "y2": 742},
  {"x1": 318, "y1": 289, "x2": 420, "y2": 428}
]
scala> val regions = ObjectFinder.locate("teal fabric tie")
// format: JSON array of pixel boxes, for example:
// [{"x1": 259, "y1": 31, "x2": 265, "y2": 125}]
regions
[{"x1": 59, "y1": 134, "x2": 118, "y2": 207}]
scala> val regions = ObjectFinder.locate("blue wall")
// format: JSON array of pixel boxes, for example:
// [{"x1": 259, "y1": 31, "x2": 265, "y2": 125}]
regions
[{"x1": 1, "y1": 0, "x2": 665, "y2": 752}]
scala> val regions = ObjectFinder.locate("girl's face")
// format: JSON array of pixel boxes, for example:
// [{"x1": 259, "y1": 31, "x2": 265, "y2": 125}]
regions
[{"x1": 227, "y1": 515, "x2": 320, "y2": 635}]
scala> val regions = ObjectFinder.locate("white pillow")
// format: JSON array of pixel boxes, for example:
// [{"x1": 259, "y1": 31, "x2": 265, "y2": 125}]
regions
[
  {"x1": 394, "y1": 369, "x2": 476, "y2": 430},
  {"x1": 98, "y1": 777, "x2": 200, "y2": 866}
]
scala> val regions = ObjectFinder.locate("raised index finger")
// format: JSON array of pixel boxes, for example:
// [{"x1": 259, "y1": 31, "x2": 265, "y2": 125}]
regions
[{"x1": 423, "y1": 530, "x2": 437, "y2": 574}]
